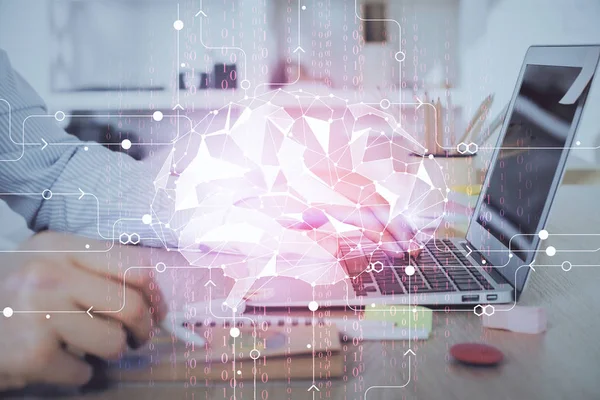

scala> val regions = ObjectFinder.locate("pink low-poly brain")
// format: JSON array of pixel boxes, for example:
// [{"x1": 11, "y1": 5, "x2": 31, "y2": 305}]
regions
[{"x1": 151, "y1": 90, "x2": 448, "y2": 307}]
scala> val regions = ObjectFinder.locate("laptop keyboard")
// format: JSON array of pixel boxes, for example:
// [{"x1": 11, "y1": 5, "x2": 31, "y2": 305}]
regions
[{"x1": 342, "y1": 239, "x2": 495, "y2": 297}]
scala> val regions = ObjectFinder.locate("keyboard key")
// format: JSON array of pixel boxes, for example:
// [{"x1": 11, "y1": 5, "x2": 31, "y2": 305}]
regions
[
  {"x1": 344, "y1": 255, "x2": 369, "y2": 277},
  {"x1": 456, "y1": 282, "x2": 483, "y2": 291},
  {"x1": 428, "y1": 281, "x2": 456, "y2": 291},
  {"x1": 378, "y1": 282, "x2": 405, "y2": 295}
]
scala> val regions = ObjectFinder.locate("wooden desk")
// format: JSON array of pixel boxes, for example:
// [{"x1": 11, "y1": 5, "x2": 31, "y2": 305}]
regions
[{"x1": 69, "y1": 184, "x2": 600, "y2": 400}]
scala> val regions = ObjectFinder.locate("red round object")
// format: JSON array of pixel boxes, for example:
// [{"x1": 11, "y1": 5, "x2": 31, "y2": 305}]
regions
[{"x1": 450, "y1": 343, "x2": 504, "y2": 366}]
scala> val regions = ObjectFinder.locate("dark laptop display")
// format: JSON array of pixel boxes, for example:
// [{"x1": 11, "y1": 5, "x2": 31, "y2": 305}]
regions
[
  {"x1": 477, "y1": 65, "x2": 583, "y2": 257},
  {"x1": 471, "y1": 49, "x2": 598, "y2": 294}
]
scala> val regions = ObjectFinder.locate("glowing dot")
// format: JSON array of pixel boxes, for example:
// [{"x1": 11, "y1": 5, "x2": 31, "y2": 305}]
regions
[
  {"x1": 180, "y1": 63, "x2": 186, "y2": 68},
  {"x1": 301, "y1": 5, "x2": 307, "y2": 10},
  {"x1": 142, "y1": 214, "x2": 152, "y2": 224},
  {"x1": 308, "y1": 301, "x2": 319, "y2": 312},
  {"x1": 230, "y1": 327, "x2": 241, "y2": 338},
  {"x1": 84, "y1": 146, "x2": 88, "y2": 151},
  {"x1": 173, "y1": 20, "x2": 184, "y2": 30},
  {"x1": 307, "y1": 344, "x2": 312, "y2": 348},
  {"x1": 576, "y1": 141, "x2": 581, "y2": 146},
  {"x1": 85, "y1": 244, "x2": 90, "y2": 249},
  {"x1": 54, "y1": 111, "x2": 66, "y2": 121},
  {"x1": 371, "y1": 303, "x2": 376, "y2": 308},
  {"x1": 428, "y1": 154, "x2": 434, "y2": 159},
  {"x1": 405, "y1": 265, "x2": 415, "y2": 276},
  {"x1": 155, "y1": 262, "x2": 167, "y2": 273},
  {"x1": 546, "y1": 246, "x2": 556, "y2": 257},
  {"x1": 121, "y1": 139, "x2": 132, "y2": 150},
  {"x1": 153, "y1": 111, "x2": 164, "y2": 121},
  {"x1": 538, "y1": 230, "x2": 549, "y2": 240},
  {"x1": 3, "y1": 307, "x2": 13, "y2": 318},
  {"x1": 237, "y1": 370, "x2": 242, "y2": 375},
  {"x1": 46, "y1": 314, "x2": 51, "y2": 319}
]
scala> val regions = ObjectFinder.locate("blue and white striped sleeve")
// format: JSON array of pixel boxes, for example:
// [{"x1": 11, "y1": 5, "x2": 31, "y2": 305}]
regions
[{"x1": 0, "y1": 49, "x2": 174, "y2": 247}]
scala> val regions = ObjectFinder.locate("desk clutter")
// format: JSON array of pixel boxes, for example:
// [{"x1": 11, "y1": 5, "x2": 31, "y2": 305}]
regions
[
  {"x1": 110, "y1": 325, "x2": 342, "y2": 382},
  {"x1": 107, "y1": 303, "x2": 547, "y2": 382}
]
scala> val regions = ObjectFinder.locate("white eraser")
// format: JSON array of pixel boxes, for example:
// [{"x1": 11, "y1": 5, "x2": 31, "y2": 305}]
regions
[{"x1": 482, "y1": 306, "x2": 547, "y2": 334}]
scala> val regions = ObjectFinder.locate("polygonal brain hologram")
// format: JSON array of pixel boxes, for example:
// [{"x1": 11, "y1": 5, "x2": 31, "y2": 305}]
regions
[{"x1": 151, "y1": 91, "x2": 448, "y2": 308}]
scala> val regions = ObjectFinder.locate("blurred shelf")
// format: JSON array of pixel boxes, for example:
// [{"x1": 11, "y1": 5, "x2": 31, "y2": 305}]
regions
[
  {"x1": 46, "y1": 87, "x2": 469, "y2": 113},
  {"x1": 47, "y1": 88, "x2": 380, "y2": 112}
]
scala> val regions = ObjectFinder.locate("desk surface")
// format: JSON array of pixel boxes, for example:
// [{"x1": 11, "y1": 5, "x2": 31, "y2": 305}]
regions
[{"x1": 79, "y1": 183, "x2": 600, "y2": 400}]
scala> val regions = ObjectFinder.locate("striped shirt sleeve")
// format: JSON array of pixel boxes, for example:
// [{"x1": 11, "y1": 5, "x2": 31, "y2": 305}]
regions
[{"x1": 0, "y1": 49, "x2": 175, "y2": 247}]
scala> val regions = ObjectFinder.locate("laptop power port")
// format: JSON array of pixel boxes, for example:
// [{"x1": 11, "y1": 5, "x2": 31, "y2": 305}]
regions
[
  {"x1": 486, "y1": 294, "x2": 498, "y2": 301},
  {"x1": 461, "y1": 295, "x2": 479, "y2": 302}
]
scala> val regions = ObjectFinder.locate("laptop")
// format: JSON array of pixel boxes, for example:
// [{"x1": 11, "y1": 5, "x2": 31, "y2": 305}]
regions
[{"x1": 246, "y1": 45, "x2": 600, "y2": 308}]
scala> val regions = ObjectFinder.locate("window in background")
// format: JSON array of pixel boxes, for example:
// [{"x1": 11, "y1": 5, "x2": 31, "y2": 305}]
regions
[{"x1": 363, "y1": 2, "x2": 387, "y2": 43}]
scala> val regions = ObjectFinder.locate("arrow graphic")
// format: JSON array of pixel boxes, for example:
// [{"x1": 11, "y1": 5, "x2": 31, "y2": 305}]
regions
[
  {"x1": 78, "y1": 188, "x2": 85, "y2": 200},
  {"x1": 404, "y1": 349, "x2": 416, "y2": 357},
  {"x1": 415, "y1": 97, "x2": 425, "y2": 110},
  {"x1": 195, "y1": 10, "x2": 207, "y2": 17},
  {"x1": 40, "y1": 138, "x2": 48, "y2": 150},
  {"x1": 465, "y1": 245, "x2": 472, "y2": 258},
  {"x1": 293, "y1": 46, "x2": 306, "y2": 53},
  {"x1": 529, "y1": 259, "x2": 536, "y2": 272},
  {"x1": 307, "y1": 385, "x2": 320, "y2": 392},
  {"x1": 86, "y1": 306, "x2": 94, "y2": 319},
  {"x1": 172, "y1": 104, "x2": 184, "y2": 111},
  {"x1": 204, "y1": 280, "x2": 216, "y2": 287}
]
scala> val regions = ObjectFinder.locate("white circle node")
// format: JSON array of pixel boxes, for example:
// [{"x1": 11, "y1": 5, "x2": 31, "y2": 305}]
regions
[
  {"x1": 538, "y1": 230, "x2": 549, "y2": 240},
  {"x1": 379, "y1": 99, "x2": 391, "y2": 110},
  {"x1": 3, "y1": 307, "x2": 13, "y2": 318},
  {"x1": 302, "y1": 5, "x2": 307, "y2": 10},
  {"x1": 42, "y1": 189, "x2": 53, "y2": 200},
  {"x1": 152, "y1": 111, "x2": 164, "y2": 121},
  {"x1": 230, "y1": 327, "x2": 241, "y2": 338},
  {"x1": 142, "y1": 214, "x2": 152, "y2": 225},
  {"x1": 249, "y1": 349, "x2": 261, "y2": 360},
  {"x1": 121, "y1": 139, "x2": 132, "y2": 150},
  {"x1": 46, "y1": 314, "x2": 51, "y2": 319},
  {"x1": 395, "y1": 51, "x2": 406, "y2": 62},
  {"x1": 173, "y1": 20, "x2": 184, "y2": 30},
  {"x1": 240, "y1": 80, "x2": 251, "y2": 90},
  {"x1": 546, "y1": 246, "x2": 556, "y2": 257},
  {"x1": 54, "y1": 111, "x2": 66, "y2": 121},
  {"x1": 561, "y1": 261, "x2": 572, "y2": 271},
  {"x1": 405, "y1": 265, "x2": 415, "y2": 276},
  {"x1": 155, "y1": 262, "x2": 167, "y2": 273},
  {"x1": 307, "y1": 344, "x2": 312, "y2": 348},
  {"x1": 308, "y1": 301, "x2": 319, "y2": 312}
]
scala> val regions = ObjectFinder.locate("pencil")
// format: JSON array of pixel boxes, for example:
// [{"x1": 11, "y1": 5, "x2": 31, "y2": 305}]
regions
[
  {"x1": 458, "y1": 94, "x2": 494, "y2": 145},
  {"x1": 435, "y1": 97, "x2": 443, "y2": 154}
]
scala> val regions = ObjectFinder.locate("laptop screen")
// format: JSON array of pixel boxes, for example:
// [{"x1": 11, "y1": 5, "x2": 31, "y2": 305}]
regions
[{"x1": 475, "y1": 64, "x2": 583, "y2": 261}]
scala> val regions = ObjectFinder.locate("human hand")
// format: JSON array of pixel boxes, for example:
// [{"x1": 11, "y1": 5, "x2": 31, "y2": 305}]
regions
[{"x1": 0, "y1": 232, "x2": 167, "y2": 391}]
